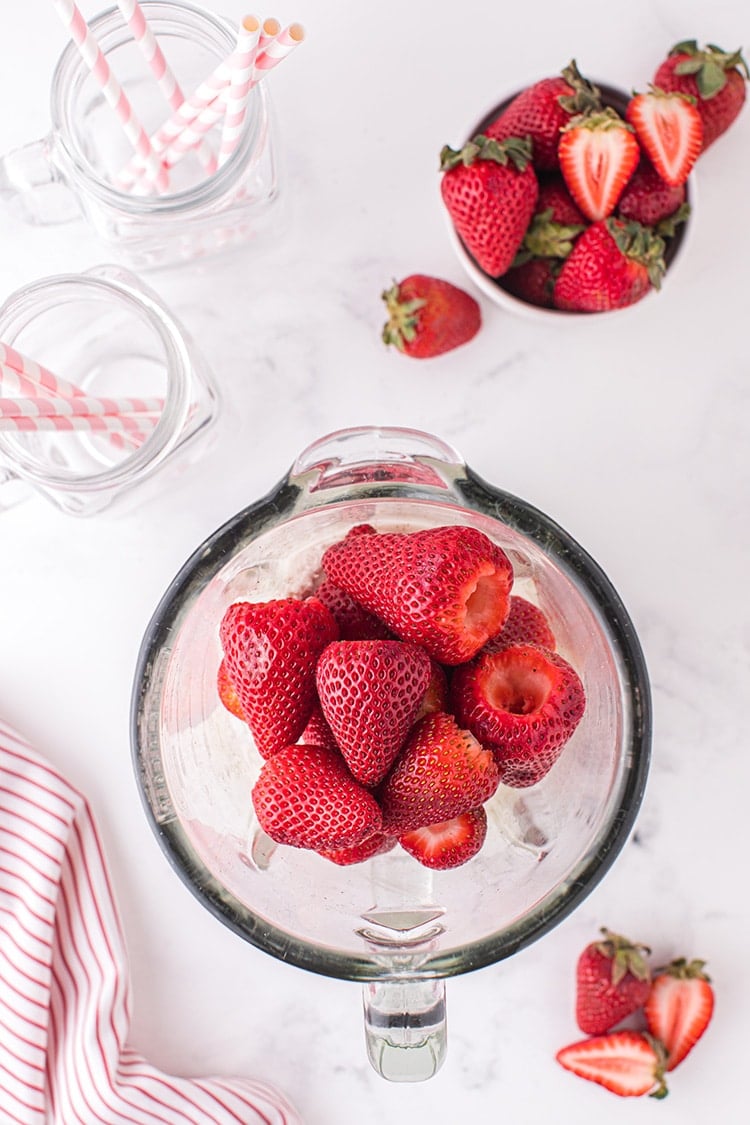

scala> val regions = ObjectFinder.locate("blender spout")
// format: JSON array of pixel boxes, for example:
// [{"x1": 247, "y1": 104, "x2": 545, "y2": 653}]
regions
[{"x1": 362, "y1": 976, "x2": 447, "y2": 1082}]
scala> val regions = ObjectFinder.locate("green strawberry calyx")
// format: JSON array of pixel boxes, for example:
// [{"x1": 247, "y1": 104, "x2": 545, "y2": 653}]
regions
[
  {"x1": 513, "y1": 207, "x2": 585, "y2": 265},
  {"x1": 562, "y1": 106, "x2": 634, "y2": 134},
  {"x1": 558, "y1": 59, "x2": 603, "y2": 116},
  {"x1": 669, "y1": 40, "x2": 750, "y2": 99},
  {"x1": 439, "y1": 134, "x2": 533, "y2": 173},
  {"x1": 655, "y1": 201, "x2": 691, "y2": 239},
  {"x1": 381, "y1": 281, "x2": 426, "y2": 351},
  {"x1": 605, "y1": 219, "x2": 667, "y2": 290},
  {"x1": 643, "y1": 1034, "x2": 670, "y2": 1101},
  {"x1": 594, "y1": 926, "x2": 652, "y2": 986},
  {"x1": 655, "y1": 956, "x2": 711, "y2": 982}
]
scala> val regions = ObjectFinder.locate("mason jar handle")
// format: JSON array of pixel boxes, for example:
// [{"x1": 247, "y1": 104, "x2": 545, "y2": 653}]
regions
[
  {"x1": 0, "y1": 137, "x2": 81, "y2": 226},
  {"x1": 0, "y1": 465, "x2": 32, "y2": 510},
  {"x1": 289, "y1": 426, "x2": 467, "y2": 498}
]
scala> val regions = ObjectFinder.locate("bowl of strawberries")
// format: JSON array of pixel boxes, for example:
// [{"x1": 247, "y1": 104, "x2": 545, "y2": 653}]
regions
[
  {"x1": 441, "y1": 42, "x2": 747, "y2": 315},
  {"x1": 131, "y1": 426, "x2": 651, "y2": 1080}
]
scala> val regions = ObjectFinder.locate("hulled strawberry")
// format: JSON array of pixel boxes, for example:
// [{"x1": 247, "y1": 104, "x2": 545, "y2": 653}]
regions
[
  {"x1": 217, "y1": 658, "x2": 245, "y2": 721},
  {"x1": 398, "y1": 807, "x2": 487, "y2": 870},
  {"x1": 252, "y1": 743, "x2": 382, "y2": 850},
  {"x1": 319, "y1": 830, "x2": 397, "y2": 866},
  {"x1": 381, "y1": 275, "x2": 481, "y2": 359},
  {"x1": 626, "y1": 88, "x2": 703, "y2": 186},
  {"x1": 559, "y1": 108, "x2": 640, "y2": 221},
  {"x1": 414, "y1": 659, "x2": 450, "y2": 721},
  {"x1": 617, "y1": 160, "x2": 687, "y2": 227},
  {"x1": 553, "y1": 218, "x2": 666, "y2": 312},
  {"x1": 220, "y1": 597, "x2": 338, "y2": 759},
  {"x1": 314, "y1": 577, "x2": 393, "y2": 641},
  {"x1": 644, "y1": 957, "x2": 715, "y2": 1070},
  {"x1": 378, "y1": 711, "x2": 500, "y2": 834},
  {"x1": 485, "y1": 595, "x2": 556, "y2": 651},
  {"x1": 439, "y1": 135, "x2": 539, "y2": 277},
  {"x1": 486, "y1": 60, "x2": 602, "y2": 170},
  {"x1": 653, "y1": 40, "x2": 748, "y2": 150},
  {"x1": 321, "y1": 525, "x2": 514, "y2": 665},
  {"x1": 298, "y1": 702, "x2": 338, "y2": 750},
  {"x1": 556, "y1": 1032, "x2": 668, "y2": 1099},
  {"x1": 450, "y1": 643, "x2": 585, "y2": 787},
  {"x1": 576, "y1": 928, "x2": 652, "y2": 1035},
  {"x1": 315, "y1": 639, "x2": 432, "y2": 786}
]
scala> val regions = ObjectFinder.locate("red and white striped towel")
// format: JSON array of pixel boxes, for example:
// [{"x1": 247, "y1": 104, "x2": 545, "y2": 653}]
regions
[{"x1": 0, "y1": 720, "x2": 302, "y2": 1124}]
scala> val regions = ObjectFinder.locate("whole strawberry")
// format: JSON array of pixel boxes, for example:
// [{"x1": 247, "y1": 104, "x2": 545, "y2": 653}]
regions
[
  {"x1": 501, "y1": 257, "x2": 560, "y2": 308},
  {"x1": 576, "y1": 928, "x2": 652, "y2": 1035},
  {"x1": 252, "y1": 743, "x2": 382, "y2": 851},
  {"x1": 450, "y1": 642, "x2": 585, "y2": 787},
  {"x1": 220, "y1": 597, "x2": 338, "y2": 759},
  {"x1": 653, "y1": 40, "x2": 748, "y2": 149},
  {"x1": 314, "y1": 577, "x2": 393, "y2": 641},
  {"x1": 501, "y1": 198, "x2": 585, "y2": 308},
  {"x1": 440, "y1": 134, "x2": 539, "y2": 277},
  {"x1": 486, "y1": 60, "x2": 602, "y2": 169},
  {"x1": 553, "y1": 218, "x2": 666, "y2": 312},
  {"x1": 484, "y1": 595, "x2": 556, "y2": 651},
  {"x1": 321, "y1": 524, "x2": 514, "y2": 665},
  {"x1": 381, "y1": 275, "x2": 481, "y2": 359},
  {"x1": 316, "y1": 639, "x2": 432, "y2": 786},
  {"x1": 617, "y1": 160, "x2": 687, "y2": 227},
  {"x1": 378, "y1": 711, "x2": 500, "y2": 834},
  {"x1": 319, "y1": 829, "x2": 397, "y2": 866}
]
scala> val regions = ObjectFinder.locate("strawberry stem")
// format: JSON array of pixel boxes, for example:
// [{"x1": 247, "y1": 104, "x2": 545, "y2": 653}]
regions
[
  {"x1": 439, "y1": 134, "x2": 533, "y2": 173},
  {"x1": 604, "y1": 219, "x2": 667, "y2": 291},
  {"x1": 669, "y1": 40, "x2": 749, "y2": 98},
  {"x1": 558, "y1": 59, "x2": 603, "y2": 115},
  {"x1": 381, "y1": 282, "x2": 426, "y2": 351}
]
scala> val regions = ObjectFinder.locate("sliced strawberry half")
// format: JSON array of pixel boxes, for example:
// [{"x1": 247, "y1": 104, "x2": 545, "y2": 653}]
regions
[
  {"x1": 644, "y1": 957, "x2": 715, "y2": 1070},
  {"x1": 556, "y1": 1031, "x2": 668, "y2": 1098},
  {"x1": 626, "y1": 89, "x2": 703, "y2": 186},
  {"x1": 559, "y1": 108, "x2": 640, "y2": 221},
  {"x1": 398, "y1": 807, "x2": 487, "y2": 870}
]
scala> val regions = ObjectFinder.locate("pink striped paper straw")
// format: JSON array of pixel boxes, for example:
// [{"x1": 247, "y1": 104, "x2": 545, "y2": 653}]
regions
[
  {"x1": 0, "y1": 413, "x2": 159, "y2": 435},
  {"x1": 217, "y1": 15, "x2": 261, "y2": 167},
  {"x1": 0, "y1": 393, "x2": 164, "y2": 418},
  {"x1": 253, "y1": 22, "x2": 305, "y2": 79},
  {"x1": 116, "y1": 0, "x2": 217, "y2": 176},
  {"x1": 257, "y1": 16, "x2": 281, "y2": 54},
  {"x1": 51, "y1": 0, "x2": 167, "y2": 192}
]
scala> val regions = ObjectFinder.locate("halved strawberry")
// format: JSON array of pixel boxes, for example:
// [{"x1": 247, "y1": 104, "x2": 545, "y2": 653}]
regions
[
  {"x1": 558, "y1": 108, "x2": 640, "y2": 221},
  {"x1": 450, "y1": 643, "x2": 585, "y2": 787},
  {"x1": 321, "y1": 524, "x2": 514, "y2": 665},
  {"x1": 626, "y1": 89, "x2": 702, "y2": 186},
  {"x1": 252, "y1": 743, "x2": 382, "y2": 851},
  {"x1": 316, "y1": 639, "x2": 432, "y2": 786},
  {"x1": 378, "y1": 711, "x2": 500, "y2": 834},
  {"x1": 556, "y1": 1031, "x2": 668, "y2": 1098},
  {"x1": 399, "y1": 807, "x2": 487, "y2": 870},
  {"x1": 644, "y1": 957, "x2": 715, "y2": 1071}
]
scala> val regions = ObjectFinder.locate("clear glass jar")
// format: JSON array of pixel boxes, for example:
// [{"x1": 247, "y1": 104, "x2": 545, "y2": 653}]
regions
[
  {"x1": 0, "y1": 2, "x2": 279, "y2": 269},
  {"x1": 0, "y1": 265, "x2": 219, "y2": 515}
]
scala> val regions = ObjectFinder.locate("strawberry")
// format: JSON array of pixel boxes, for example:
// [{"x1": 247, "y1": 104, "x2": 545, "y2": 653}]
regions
[
  {"x1": 653, "y1": 41, "x2": 748, "y2": 150},
  {"x1": 485, "y1": 595, "x2": 556, "y2": 651},
  {"x1": 617, "y1": 160, "x2": 687, "y2": 227},
  {"x1": 558, "y1": 108, "x2": 640, "y2": 221},
  {"x1": 556, "y1": 1032, "x2": 668, "y2": 1099},
  {"x1": 439, "y1": 134, "x2": 539, "y2": 277},
  {"x1": 220, "y1": 597, "x2": 338, "y2": 759},
  {"x1": 314, "y1": 577, "x2": 393, "y2": 641},
  {"x1": 501, "y1": 257, "x2": 560, "y2": 308},
  {"x1": 576, "y1": 928, "x2": 652, "y2": 1035},
  {"x1": 319, "y1": 829, "x2": 397, "y2": 866},
  {"x1": 535, "y1": 175, "x2": 587, "y2": 225},
  {"x1": 553, "y1": 218, "x2": 666, "y2": 312},
  {"x1": 414, "y1": 659, "x2": 450, "y2": 721},
  {"x1": 321, "y1": 524, "x2": 514, "y2": 665},
  {"x1": 450, "y1": 642, "x2": 585, "y2": 787},
  {"x1": 644, "y1": 957, "x2": 715, "y2": 1071},
  {"x1": 298, "y1": 702, "x2": 338, "y2": 750},
  {"x1": 217, "y1": 658, "x2": 245, "y2": 721},
  {"x1": 626, "y1": 89, "x2": 702, "y2": 186},
  {"x1": 378, "y1": 711, "x2": 500, "y2": 834},
  {"x1": 381, "y1": 275, "x2": 481, "y2": 359},
  {"x1": 398, "y1": 807, "x2": 487, "y2": 870},
  {"x1": 251, "y1": 743, "x2": 382, "y2": 851},
  {"x1": 315, "y1": 639, "x2": 432, "y2": 786},
  {"x1": 502, "y1": 200, "x2": 586, "y2": 307},
  {"x1": 486, "y1": 60, "x2": 602, "y2": 170}
]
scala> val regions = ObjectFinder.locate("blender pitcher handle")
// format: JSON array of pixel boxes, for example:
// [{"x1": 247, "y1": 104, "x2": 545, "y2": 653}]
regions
[
  {"x1": 0, "y1": 465, "x2": 32, "y2": 510},
  {"x1": 363, "y1": 977, "x2": 447, "y2": 1081},
  {"x1": 0, "y1": 137, "x2": 81, "y2": 225},
  {"x1": 289, "y1": 425, "x2": 467, "y2": 499}
]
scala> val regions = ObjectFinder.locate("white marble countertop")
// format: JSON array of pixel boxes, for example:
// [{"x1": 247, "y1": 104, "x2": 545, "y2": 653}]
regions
[{"x1": 1, "y1": 1, "x2": 748, "y2": 1121}]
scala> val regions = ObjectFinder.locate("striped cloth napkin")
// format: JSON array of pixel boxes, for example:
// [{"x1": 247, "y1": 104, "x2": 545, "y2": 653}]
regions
[{"x1": 0, "y1": 719, "x2": 302, "y2": 1124}]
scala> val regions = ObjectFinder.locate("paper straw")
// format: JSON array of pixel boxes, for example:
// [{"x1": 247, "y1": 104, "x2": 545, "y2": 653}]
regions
[
  {"x1": 257, "y1": 17, "x2": 281, "y2": 54},
  {"x1": 0, "y1": 392, "x2": 164, "y2": 418},
  {"x1": 0, "y1": 413, "x2": 159, "y2": 435},
  {"x1": 51, "y1": 0, "x2": 167, "y2": 192},
  {"x1": 217, "y1": 15, "x2": 261, "y2": 167},
  {"x1": 116, "y1": 0, "x2": 217, "y2": 176},
  {"x1": 252, "y1": 21, "x2": 305, "y2": 78}
]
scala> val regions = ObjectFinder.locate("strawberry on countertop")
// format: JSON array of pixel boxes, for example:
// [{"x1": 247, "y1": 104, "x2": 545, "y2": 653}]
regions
[
  {"x1": 558, "y1": 108, "x2": 640, "y2": 222},
  {"x1": 556, "y1": 1031, "x2": 669, "y2": 1098},
  {"x1": 440, "y1": 134, "x2": 539, "y2": 277},
  {"x1": 381, "y1": 275, "x2": 481, "y2": 359},
  {"x1": 653, "y1": 40, "x2": 748, "y2": 150},
  {"x1": 576, "y1": 927, "x2": 652, "y2": 1035},
  {"x1": 645, "y1": 957, "x2": 715, "y2": 1070}
]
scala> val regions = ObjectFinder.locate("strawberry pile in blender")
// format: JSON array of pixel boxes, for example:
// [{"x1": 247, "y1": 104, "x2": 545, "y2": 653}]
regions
[{"x1": 217, "y1": 523, "x2": 586, "y2": 871}]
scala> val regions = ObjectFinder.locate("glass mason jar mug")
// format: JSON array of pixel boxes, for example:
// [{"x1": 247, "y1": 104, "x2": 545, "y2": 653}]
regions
[
  {"x1": 0, "y1": 2, "x2": 280, "y2": 269},
  {"x1": 131, "y1": 426, "x2": 652, "y2": 1081}
]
